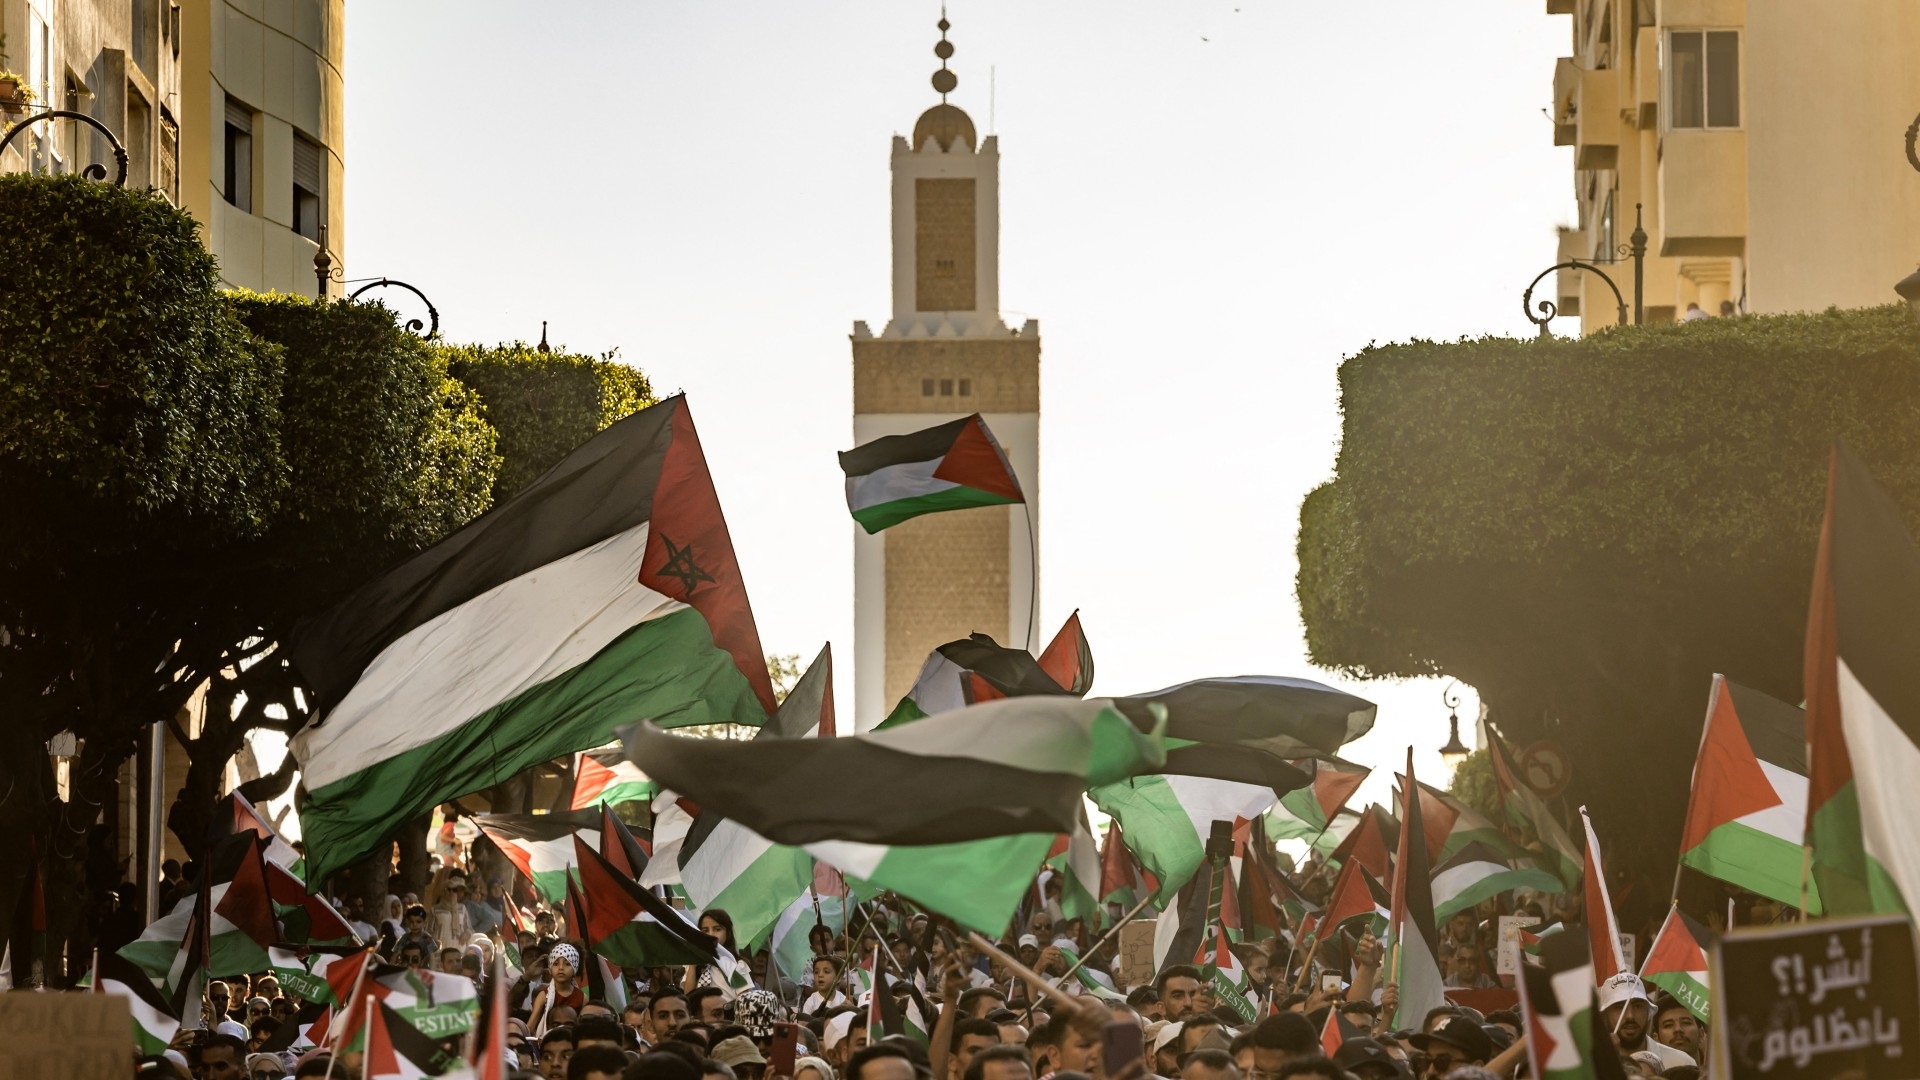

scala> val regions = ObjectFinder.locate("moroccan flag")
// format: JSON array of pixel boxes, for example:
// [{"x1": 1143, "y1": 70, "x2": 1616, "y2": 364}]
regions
[
  {"x1": 288, "y1": 395, "x2": 776, "y2": 880},
  {"x1": 1678, "y1": 674, "x2": 1822, "y2": 912},
  {"x1": 1519, "y1": 932, "x2": 1628, "y2": 1080},
  {"x1": 474, "y1": 810, "x2": 601, "y2": 905},
  {"x1": 1430, "y1": 841, "x2": 1561, "y2": 924},
  {"x1": 839, "y1": 413, "x2": 1024, "y2": 533},
  {"x1": 572, "y1": 751, "x2": 657, "y2": 811},
  {"x1": 1579, "y1": 808, "x2": 1626, "y2": 983},
  {"x1": 1037, "y1": 610, "x2": 1096, "y2": 696},
  {"x1": 1639, "y1": 905, "x2": 1711, "y2": 1023},
  {"x1": 629, "y1": 694, "x2": 1163, "y2": 847},
  {"x1": 97, "y1": 952, "x2": 180, "y2": 1055},
  {"x1": 572, "y1": 835, "x2": 720, "y2": 969},
  {"x1": 1803, "y1": 445, "x2": 1914, "y2": 915},
  {"x1": 1387, "y1": 750, "x2": 1446, "y2": 1031},
  {"x1": 1483, "y1": 716, "x2": 1582, "y2": 891},
  {"x1": 876, "y1": 629, "x2": 1080, "y2": 730},
  {"x1": 1268, "y1": 758, "x2": 1370, "y2": 842}
]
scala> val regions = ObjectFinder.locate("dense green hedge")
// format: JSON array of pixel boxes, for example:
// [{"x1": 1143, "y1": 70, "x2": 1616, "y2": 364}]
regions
[
  {"x1": 1297, "y1": 305, "x2": 1920, "y2": 905},
  {"x1": 441, "y1": 342, "x2": 655, "y2": 503},
  {"x1": 0, "y1": 174, "x2": 283, "y2": 528}
]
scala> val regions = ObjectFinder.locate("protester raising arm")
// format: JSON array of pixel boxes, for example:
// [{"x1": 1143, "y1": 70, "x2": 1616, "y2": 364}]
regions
[{"x1": 928, "y1": 961, "x2": 971, "y2": 1080}]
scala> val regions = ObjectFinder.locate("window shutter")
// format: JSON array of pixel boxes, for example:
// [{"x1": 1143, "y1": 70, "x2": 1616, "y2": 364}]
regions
[
  {"x1": 293, "y1": 137, "x2": 321, "y2": 191},
  {"x1": 225, "y1": 98, "x2": 251, "y2": 132}
]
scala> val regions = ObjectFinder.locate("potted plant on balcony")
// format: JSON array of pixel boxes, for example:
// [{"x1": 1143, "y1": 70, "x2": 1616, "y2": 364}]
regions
[{"x1": 0, "y1": 71, "x2": 34, "y2": 117}]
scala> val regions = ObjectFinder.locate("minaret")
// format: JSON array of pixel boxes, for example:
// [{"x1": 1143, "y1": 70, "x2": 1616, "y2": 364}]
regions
[{"x1": 851, "y1": 14, "x2": 1041, "y2": 730}]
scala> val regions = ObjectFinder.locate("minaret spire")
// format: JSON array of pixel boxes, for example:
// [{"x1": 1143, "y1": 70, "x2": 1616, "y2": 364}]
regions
[{"x1": 932, "y1": 9, "x2": 957, "y2": 102}]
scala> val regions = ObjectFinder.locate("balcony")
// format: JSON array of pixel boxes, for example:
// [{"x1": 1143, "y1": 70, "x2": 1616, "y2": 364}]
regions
[
  {"x1": 1575, "y1": 68, "x2": 1619, "y2": 170},
  {"x1": 1657, "y1": 130, "x2": 1747, "y2": 257}
]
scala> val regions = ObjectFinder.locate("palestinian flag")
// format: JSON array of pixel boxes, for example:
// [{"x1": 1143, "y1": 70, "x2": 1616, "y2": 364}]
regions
[
  {"x1": 364, "y1": 997, "x2": 476, "y2": 1080},
  {"x1": 1518, "y1": 932, "x2": 1628, "y2": 1080},
  {"x1": 866, "y1": 968, "x2": 932, "y2": 1045},
  {"x1": 255, "y1": 999, "x2": 329, "y2": 1055},
  {"x1": 97, "y1": 952, "x2": 180, "y2": 1055},
  {"x1": 771, "y1": 891, "x2": 848, "y2": 988},
  {"x1": 267, "y1": 861, "x2": 360, "y2": 947},
  {"x1": 1320, "y1": 1007, "x2": 1365, "y2": 1058},
  {"x1": 1267, "y1": 758, "x2": 1370, "y2": 843},
  {"x1": 1804, "y1": 446, "x2": 1916, "y2": 915},
  {"x1": 652, "y1": 647, "x2": 834, "y2": 948},
  {"x1": 472, "y1": 954, "x2": 511, "y2": 1080},
  {"x1": 474, "y1": 810, "x2": 601, "y2": 905},
  {"x1": 324, "y1": 950, "x2": 481, "y2": 1038},
  {"x1": 288, "y1": 396, "x2": 776, "y2": 880},
  {"x1": 1679, "y1": 674, "x2": 1822, "y2": 912},
  {"x1": 816, "y1": 834, "x2": 1056, "y2": 934},
  {"x1": 1037, "y1": 610, "x2": 1096, "y2": 696},
  {"x1": 121, "y1": 832, "x2": 278, "y2": 999},
  {"x1": 598, "y1": 803, "x2": 653, "y2": 882},
  {"x1": 1056, "y1": 944, "x2": 1126, "y2": 1001},
  {"x1": 269, "y1": 946, "x2": 352, "y2": 1004},
  {"x1": 876, "y1": 627, "x2": 1080, "y2": 731},
  {"x1": 629, "y1": 694, "x2": 1163, "y2": 847},
  {"x1": 1113, "y1": 675, "x2": 1374, "y2": 792},
  {"x1": 1307, "y1": 858, "x2": 1389, "y2": 942},
  {"x1": 1411, "y1": 781, "x2": 1526, "y2": 865},
  {"x1": 1579, "y1": 808, "x2": 1627, "y2": 983},
  {"x1": 1152, "y1": 841, "x2": 1219, "y2": 974},
  {"x1": 1387, "y1": 750, "x2": 1446, "y2": 1030},
  {"x1": 1044, "y1": 811, "x2": 1105, "y2": 927},
  {"x1": 839, "y1": 413, "x2": 1024, "y2": 534},
  {"x1": 1431, "y1": 841, "x2": 1562, "y2": 924},
  {"x1": 1090, "y1": 776, "x2": 1279, "y2": 902},
  {"x1": 1520, "y1": 922, "x2": 1565, "y2": 958},
  {"x1": 1328, "y1": 804, "x2": 1397, "y2": 882},
  {"x1": 1198, "y1": 924, "x2": 1258, "y2": 1023},
  {"x1": 572, "y1": 834, "x2": 720, "y2": 969},
  {"x1": 572, "y1": 751, "x2": 657, "y2": 811},
  {"x1": 1483, "y1": 716, "x2": 1583, "y2": 891},
  {"x1": 1639, "y1": 905, "x2": 1711, "y2": 1023},
  {"x1": 217, "y1": 791, "x2": 301, "y2": 868},
  {"x1": 1099, "y1": 819, "x2": 1157, "y2": 909}
]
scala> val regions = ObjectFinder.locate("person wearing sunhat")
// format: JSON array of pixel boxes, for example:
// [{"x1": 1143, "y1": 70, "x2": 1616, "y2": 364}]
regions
[
  {"x1": 1408, "y1": 1016, "x2": 1491, "y2": 1078},
  {"x1": 714, "y1": 1035, "x2": 771, "y2": 1080},
  {"x1": 1597, "y1": 974, "x2": 1696, "y2": 1071}
]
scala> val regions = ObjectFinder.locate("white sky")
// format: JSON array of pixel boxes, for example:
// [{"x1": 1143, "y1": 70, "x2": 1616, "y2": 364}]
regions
[{"x1": 338, "y1": 1, "x2": 1578, "y2": 811}]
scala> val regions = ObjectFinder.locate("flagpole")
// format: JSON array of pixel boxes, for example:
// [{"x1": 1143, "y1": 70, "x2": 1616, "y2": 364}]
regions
[
  {"x1": 324, "y1": 952, "x2": 371, "y2": 1080},
  {"x1": 1046, "y1": 893, "x2": 1156, "y2": 992}
]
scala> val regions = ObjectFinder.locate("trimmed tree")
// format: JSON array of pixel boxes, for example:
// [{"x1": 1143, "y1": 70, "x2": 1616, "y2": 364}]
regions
[{"x1": 1297, "y1": 305, "x2": 1920, "y2": 914}]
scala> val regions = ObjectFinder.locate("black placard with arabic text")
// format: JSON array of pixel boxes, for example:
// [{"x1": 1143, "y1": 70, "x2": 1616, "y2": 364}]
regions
[{"x1": 1711, "y1": 914, "x2": 1920, "y2": 1080}]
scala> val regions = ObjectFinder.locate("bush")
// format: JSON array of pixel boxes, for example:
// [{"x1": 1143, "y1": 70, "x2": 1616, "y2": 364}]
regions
[
  {"x1": 1297, "y1": 305, "x2": 1920, "y2": 897},
  {"x1": 441, "y1": 342, "x2": 654, "y2": 502}
]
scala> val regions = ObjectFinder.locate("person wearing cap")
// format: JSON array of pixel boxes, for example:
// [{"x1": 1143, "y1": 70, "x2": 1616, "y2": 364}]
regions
[
  {"x1": 1408, "y1": 1016, "x2": 1491, "y2": 1078},
  {"x1": 1597, "y1": 974, "x2": 1696, "y2": 1071},
  {"x1": 1650, "y1": 994, "x2": 1704, "y2": 1060},
  {"x1": 1332, "y1": 1037, "x2": 1403, "y2": 1080},
  {"x1": 1149, "y1": 1020, "x2": 1185, "y2": 1076},
  {"x1": 714, "y1": 1035, "x2": 770, "y2": 1080},
  {"x1": 1016, "y1": 934, "x2": 1042, "y2": 969}
]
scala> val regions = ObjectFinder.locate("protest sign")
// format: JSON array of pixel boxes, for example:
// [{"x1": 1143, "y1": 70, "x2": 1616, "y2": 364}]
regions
[
  {"x1": 0, "y1": 992, "x2": 131, "y2": 1080},
  {"x1": 1498, "y1": 915, "x2": 1539, "y2": 978},
  {"x1": 1119, "y1": 920, "x2": 1157, "y2": 988},
  {"x1": 1711, "y1": 913, "x2": 1919, "y2": 1080}
]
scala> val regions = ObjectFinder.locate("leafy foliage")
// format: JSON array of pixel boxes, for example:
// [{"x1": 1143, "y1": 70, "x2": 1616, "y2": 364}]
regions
[
  {"x1": 1298, "y1": 306, "x2": 1920, "y2": 903},
  {"x1": 440, "y1": 342, "x2": 654, "y2": 503},
  {"x1": 1446, "y1": 749, "x2": 1500, "y2": 822}
]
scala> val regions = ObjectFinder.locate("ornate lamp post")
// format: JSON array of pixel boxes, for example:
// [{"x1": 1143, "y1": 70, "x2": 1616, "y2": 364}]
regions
[
  {"x1": 1438, "y1": 681, "x2": 1471, "y2": 765},
  {"x1": 1898, "y1": 114, "x2": 1920, "y2": 321},
  {"x1": 0, "y1": 109, "x2": 128, "y2": 186},
  {"x1": 1521, "y1": 203, "x2": 1648, "y2": 336},
  {"x1": 349, "y1": 278, "x2": 440, "y2": 339}
]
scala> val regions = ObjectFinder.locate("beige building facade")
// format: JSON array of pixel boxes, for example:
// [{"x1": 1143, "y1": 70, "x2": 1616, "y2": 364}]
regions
[
  {"x1": 2, "y1": 0, "x2": 344, "y2": 297},
  {"x1": 1545, "y1": 0, "x2": 1920, "y2": 332},
  {"x1": 851, "y1": 23, "x2": 1042, "y2": 729}
]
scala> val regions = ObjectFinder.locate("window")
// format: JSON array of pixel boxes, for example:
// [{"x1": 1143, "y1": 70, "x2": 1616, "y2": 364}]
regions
[
  {"x1": 293, "y1": 134, "x2": 324, "y2": 241},
  {"x1": 127, "y1": 88, "x2": 152, "y2": 190},
  {"x1": 1667, "y1": 30, "x2": 1739, "y2": 129},
  {"x1": 958, "y1": 378, "x2": 971, "y2": 397},
  {"x1": 224, "y1": 99, "x2": 253, "y2": 211},
  {"x1": 158, "y1": 109, "x2": 179, "y2": 204},
  {"x1": 939, "y1": 379, "x2": 954, "y2": 396},
  {"x1": 922, "y1": 378, "x2": 936, "y2": 396}
]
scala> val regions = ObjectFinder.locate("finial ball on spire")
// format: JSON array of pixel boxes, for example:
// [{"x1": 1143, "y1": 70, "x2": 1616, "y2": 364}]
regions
[
  {"x1": 932, "y1": 69, "x2": 958, "y2": 95},
  {"x1": 938, "y1": 17, "x2": 951, "y2": 31},
  {"x1": 935, "y1": 39, "x2": 954, "y2": 59}
]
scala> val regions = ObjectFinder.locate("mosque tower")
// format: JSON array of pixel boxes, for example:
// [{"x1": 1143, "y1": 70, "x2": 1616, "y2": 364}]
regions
[{"x1": 850, "y1": 14, "x2": 1041, "y2": 729}]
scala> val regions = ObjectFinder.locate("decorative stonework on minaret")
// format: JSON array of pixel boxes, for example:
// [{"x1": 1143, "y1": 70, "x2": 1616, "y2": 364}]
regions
[{"x1": 851, "y1": 14, "x2": 1042, "y2": 729}]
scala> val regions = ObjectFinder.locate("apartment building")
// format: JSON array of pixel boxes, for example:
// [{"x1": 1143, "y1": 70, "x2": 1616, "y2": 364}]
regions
[
  {"x1": 1545, "y1": 0, "x2": 1920, "y2": 332},
  {"x1": 2, "y1": 0, "x2": 344, "y2": 297}
]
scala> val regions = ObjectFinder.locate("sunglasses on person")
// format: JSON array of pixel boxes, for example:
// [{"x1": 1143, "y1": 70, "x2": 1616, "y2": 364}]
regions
[
  {"x1": 251, "y1": 1070, "x2": 282, "y2": 1080},
  {"x1": 1427, "y1": 1054, "x2": 1457, "y2": 1075}
]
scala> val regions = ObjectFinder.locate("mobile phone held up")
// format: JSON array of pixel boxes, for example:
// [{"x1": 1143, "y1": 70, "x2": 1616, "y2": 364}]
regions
[
  {"x1": 1321, "y1": 973, "x2": 1344, "y2": 993},
  {"x1": 769, "y1": 1021, "x2": 800, "y2": 1078}
]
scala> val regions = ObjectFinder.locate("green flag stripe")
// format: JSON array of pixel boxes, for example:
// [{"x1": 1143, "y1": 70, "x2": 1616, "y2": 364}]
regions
[{"x1": 850, "y1": 487, "x2": 1021, "y2": 533}]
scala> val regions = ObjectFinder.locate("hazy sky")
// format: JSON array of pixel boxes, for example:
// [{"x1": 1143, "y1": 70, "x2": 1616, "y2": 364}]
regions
[{"x1": 341, "y1": 1, "x2": 1575, "y2": 807}]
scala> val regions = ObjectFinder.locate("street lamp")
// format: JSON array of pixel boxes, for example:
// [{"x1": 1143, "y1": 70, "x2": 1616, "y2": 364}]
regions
[
  {"x1": 349, "y1": 278, "x2": 440, "y2": 339},
  {"x1": 1438, "y1": 681, "x2": 1470, "y2": 765},
  {"x1": 1901, "y1": 114, "x2": 1920, "y2": 320},
  {"x1": 1521, "y1": 203, "x2": 1648, "y2": 336}
]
